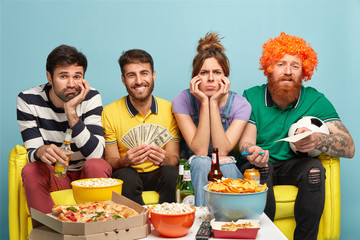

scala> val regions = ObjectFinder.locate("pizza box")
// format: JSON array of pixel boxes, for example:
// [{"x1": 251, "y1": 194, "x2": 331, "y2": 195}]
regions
[
  {"x1": 30, "y1": 192, "x2": 149, "y2": 236},
  {"x1": 29, "y1": 222, "x2": 151, "y2": 240},
  {"x1": 210, "y1": 219, "x2": 260, "y2": 239}
]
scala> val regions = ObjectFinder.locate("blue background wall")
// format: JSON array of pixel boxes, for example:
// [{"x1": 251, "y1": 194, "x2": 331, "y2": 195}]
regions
[{"x1": 1, "y1": 0, "x2": 359, "y2": 239}]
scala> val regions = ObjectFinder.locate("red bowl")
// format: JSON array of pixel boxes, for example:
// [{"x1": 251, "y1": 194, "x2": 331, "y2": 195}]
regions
[{"x1": 149, "y1": 206, "x2": 196, "y2": 237}]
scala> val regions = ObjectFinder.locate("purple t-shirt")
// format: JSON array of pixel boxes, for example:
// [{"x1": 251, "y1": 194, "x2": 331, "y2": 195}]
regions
[{"x1": 172, "y1": 89, "x2": 251, "y2": 128}]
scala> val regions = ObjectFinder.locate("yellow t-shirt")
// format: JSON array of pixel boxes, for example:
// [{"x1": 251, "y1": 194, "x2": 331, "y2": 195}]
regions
[{"x1": 102, "y1": 95, "x2": 180, "y2": 173}]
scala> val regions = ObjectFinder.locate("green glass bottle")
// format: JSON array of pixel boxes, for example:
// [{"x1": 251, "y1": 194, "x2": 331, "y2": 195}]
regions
[
  {"x1": 175, "y1": 159, "x2": 185, "y2": 203},
  {"x1": 180, "y1": 163, "x2": 195, "y2": 206}
]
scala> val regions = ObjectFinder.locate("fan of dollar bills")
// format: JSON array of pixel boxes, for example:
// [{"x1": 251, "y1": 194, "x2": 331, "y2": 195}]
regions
[{"x1": 120, "y1": 123, "x2": 173, "y2": 149}]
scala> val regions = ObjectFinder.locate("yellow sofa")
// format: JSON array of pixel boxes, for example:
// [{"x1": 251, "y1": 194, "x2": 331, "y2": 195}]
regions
[
  {"x1": 8, "y1": 145, "x2": 159, "y2": 240},
  {"x1": 273, "y1": 154, "x2": 341, "y2": 240},
  {"x1": 9, "y1": 145, "x2": 340, "y2": 240}
]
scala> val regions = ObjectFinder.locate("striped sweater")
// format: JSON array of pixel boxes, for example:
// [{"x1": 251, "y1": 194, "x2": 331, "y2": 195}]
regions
[{"x1": 17, "y1": 83, "x2": 105, "y2": 171}]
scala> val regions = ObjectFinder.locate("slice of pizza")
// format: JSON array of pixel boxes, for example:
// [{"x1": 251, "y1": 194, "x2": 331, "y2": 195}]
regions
[
  {"x1": 55, "y1": 206, "x2": 81, "y2": 222},
  {"x1": 52, "y1": 205, "x2": 80, "y2": 213},
  {"x1": 105, "y1": 203, "x2": 139, "y2": 218}
]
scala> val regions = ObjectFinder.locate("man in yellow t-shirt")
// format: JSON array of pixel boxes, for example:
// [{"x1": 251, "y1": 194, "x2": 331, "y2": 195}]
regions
[{"x1": 102, "y1": 49, "x2": 180, "y2": 204}]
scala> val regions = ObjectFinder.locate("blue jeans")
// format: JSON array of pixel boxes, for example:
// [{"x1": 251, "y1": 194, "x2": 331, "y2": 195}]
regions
[{"x1": 189, "y1": 155, "x2": 243, "y2": 206}]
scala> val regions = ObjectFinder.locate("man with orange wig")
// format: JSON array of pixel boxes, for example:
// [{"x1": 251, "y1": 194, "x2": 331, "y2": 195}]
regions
[{"x1": 238, "y1": 32, "x2": 355, "y2": 240}]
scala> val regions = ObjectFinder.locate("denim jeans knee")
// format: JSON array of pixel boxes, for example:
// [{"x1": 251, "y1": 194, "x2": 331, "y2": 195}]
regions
[
  {"x1": 189, "y1": 155, "x2": 211, "y2": 206},
  {"x1": 220, "y1": 161, "x2": 244, "y2": 180}
]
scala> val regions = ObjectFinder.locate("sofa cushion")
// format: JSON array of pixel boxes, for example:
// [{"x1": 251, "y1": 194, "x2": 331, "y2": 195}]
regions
[{"x1": 274, "y1": 185, "x2": 298, "y2": 219}]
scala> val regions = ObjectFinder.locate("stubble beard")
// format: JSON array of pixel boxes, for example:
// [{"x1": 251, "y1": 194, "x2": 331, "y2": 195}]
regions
[
  {"x1": 52, "y1": 81, "x2": 80, "y2": 103},
  {"x1": 267, "y1": 75, "x2": 302, "y2": 105},
  {"x1": 126, "y1": 79, "x2": 154, "y2": 102}
]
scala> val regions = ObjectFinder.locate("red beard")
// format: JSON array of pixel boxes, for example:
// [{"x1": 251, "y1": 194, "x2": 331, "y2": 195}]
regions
[{"x1": 267, "y1": 75, "x2": 302, "y2": 105}]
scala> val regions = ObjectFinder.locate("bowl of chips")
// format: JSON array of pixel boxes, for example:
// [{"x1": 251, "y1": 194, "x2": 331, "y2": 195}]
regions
[
  {"x1": 149, "y1": 203, "x2": 196, "y2": 237},
  {"x1": 204, "y1": 178, "x2": 267, "y2": 221},
  {"x1": 71, "y1": 178, "x2": 123, "y2": 204}
]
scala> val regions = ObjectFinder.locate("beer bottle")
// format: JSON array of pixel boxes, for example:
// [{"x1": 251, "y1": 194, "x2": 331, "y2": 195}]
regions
[
  {"x1": 175, "y1": 159, "x2": 186, "y2": 203},
  {"x1": 207, "y1": 148, "x2": 223, "y2": 183},
  {"x1": 54, "y1": 128, "x2": 73, "y2": 178},
  {"x1": 180, "y1": 163, "x2": 195, "y2": 206}
]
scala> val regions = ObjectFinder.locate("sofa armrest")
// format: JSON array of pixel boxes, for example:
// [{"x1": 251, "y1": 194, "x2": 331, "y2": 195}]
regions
[
  {"x1": 317, "y1": 154, "x2": 341, "y2": 240},
  {"x1": 273, "y1": 154, "x2": 341, "y2": 240},
  {"x1": 8, "y1": 145, "x2": 29, "y2": 240}
]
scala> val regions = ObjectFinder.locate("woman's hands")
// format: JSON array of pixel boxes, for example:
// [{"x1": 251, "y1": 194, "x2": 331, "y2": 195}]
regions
[
  {"x1": 190, "y1": 75, "x2": 208, "y2": 103},
  {"x1": 190, "y1": 75, "x2": 230, "y2": 106},
  {"x1": 210, "y1": 76, "x2": 230, "y2": 106}
]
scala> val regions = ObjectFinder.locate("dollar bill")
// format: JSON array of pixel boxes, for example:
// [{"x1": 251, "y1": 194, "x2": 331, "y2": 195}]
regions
[
  {"x1": 120, "y1": 123, "x2": 173, "y2": 149},
  {"x1": 141, "y1": 123, "x2": 151, "y2": 145},
  {"x1": 148, "y1": 128, "x2": 173, "y2": 147},
  {"x1": 120, "y1": 133, "x2": 133, "y2": 149},
  {"x1": 145, "y1": 124, "x2": 155, "y2": 144},
  {"x1": 148, "y1": 125, "x2": 165, "y2": 143}
]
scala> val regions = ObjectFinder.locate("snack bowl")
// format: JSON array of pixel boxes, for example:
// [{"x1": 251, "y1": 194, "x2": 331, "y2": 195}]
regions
[
  {"x1": 204, "y1": 185, "x2": 267, "y2": 221},
  {"x1": 71, "y1": 178, "x2": 123, "y2": 203},
  {"x1": 210, "y1": 219, "x2": 260, "y2": 239},
  {"x1": 149, "y1": 205, "x2": 196, "y2": 237}
]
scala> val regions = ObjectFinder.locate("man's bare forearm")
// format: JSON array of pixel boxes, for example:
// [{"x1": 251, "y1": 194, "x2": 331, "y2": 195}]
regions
[
  {"x1": 316, "y1": 121, "x2": 355, "y2": 158},
  {"x1": 240, "y1": 142, "x2": 256, "y2": 153},
  {"x1": 163, "y1": 153, "x2": 179, "y2": 166},
  {"x1": 317, "y1": 133, "x2": 354, "y2": 158},
  {"x1": 106, "y1": 157, "x2": 130, "y2": 170}
]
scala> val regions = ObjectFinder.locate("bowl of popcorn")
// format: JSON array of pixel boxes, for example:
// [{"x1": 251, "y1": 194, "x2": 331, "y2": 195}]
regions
[
  {"x1": 149, "y1": 202, "x2": 196, "y2": 237},
  {"x1": 204, "y1": 178, "x2": 268, "y2": 221},
  {"x1": 71, "y1": 178, "x2": 123, "y2": 204}
]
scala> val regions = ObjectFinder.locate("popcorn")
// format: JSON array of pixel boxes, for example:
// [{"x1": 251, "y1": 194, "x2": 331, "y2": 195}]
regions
[
  {"x1": 197, "y1": 206, "x2": 211, "y2": 221},
  {"x1": 72, "y1": 178, "x2": 119, "y2": 187},
  {"x1": 151, "y1": 202, "x2": 194, "y2": 215}
]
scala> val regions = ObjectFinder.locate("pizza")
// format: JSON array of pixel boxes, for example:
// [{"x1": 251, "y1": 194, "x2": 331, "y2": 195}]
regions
[{"x1": 52, "y1": 201, "x2": 139, "y2": 222}]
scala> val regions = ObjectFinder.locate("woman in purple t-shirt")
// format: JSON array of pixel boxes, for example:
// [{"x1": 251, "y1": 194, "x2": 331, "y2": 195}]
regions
[{"x1": 172, "y1": 32, "x2": 251, "y2": 206}]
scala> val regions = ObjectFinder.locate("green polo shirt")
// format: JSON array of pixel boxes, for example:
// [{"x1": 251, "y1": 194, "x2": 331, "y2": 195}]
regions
[{"x1": 242, "y1": 84, "x2": 340, "y2": 163}]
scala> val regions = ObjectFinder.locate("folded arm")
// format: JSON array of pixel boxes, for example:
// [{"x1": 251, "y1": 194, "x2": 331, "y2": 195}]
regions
[
  {"x1": 174, "y1": 111, "x2": 210, "y2": 156},
  {"x1": 210, "y1": 102, "x2": 248, "y2": 157}
]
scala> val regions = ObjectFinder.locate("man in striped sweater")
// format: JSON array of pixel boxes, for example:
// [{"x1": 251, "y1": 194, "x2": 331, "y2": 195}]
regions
[{"x1": 17, "y1": 45, "x2": 112, "y2": 214}]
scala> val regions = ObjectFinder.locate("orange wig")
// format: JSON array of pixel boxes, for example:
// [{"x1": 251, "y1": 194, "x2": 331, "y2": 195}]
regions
[{"x1": 259, "y1": 32, "x2": 318, "y2": 81}]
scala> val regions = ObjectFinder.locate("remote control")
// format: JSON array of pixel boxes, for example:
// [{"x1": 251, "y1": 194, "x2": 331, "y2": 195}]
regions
[{"x1": 196, "y1": 221, "x2": 212, "y2": 240}]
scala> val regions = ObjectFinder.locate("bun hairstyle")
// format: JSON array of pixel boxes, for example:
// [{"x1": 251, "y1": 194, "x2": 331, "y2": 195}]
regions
[
  {"x1": 196, "y1": 32, "x2": 226, "y2": 53},
  {"x1": 192, "y1": 32, "x2": 230, "y2": 78}
]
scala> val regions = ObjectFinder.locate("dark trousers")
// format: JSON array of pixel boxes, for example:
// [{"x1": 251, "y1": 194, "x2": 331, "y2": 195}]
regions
[
  {"x1": 239, "y1": 158, "x2": 325, "y2": 240},
  {"x1": 112, "y1": 165, "x2": 178, "y2": 205}
]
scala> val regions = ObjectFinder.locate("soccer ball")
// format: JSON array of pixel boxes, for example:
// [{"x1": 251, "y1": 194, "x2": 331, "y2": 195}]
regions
[{"x1": 288, "y1": 116, "x2": 329, "y2": 157}]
